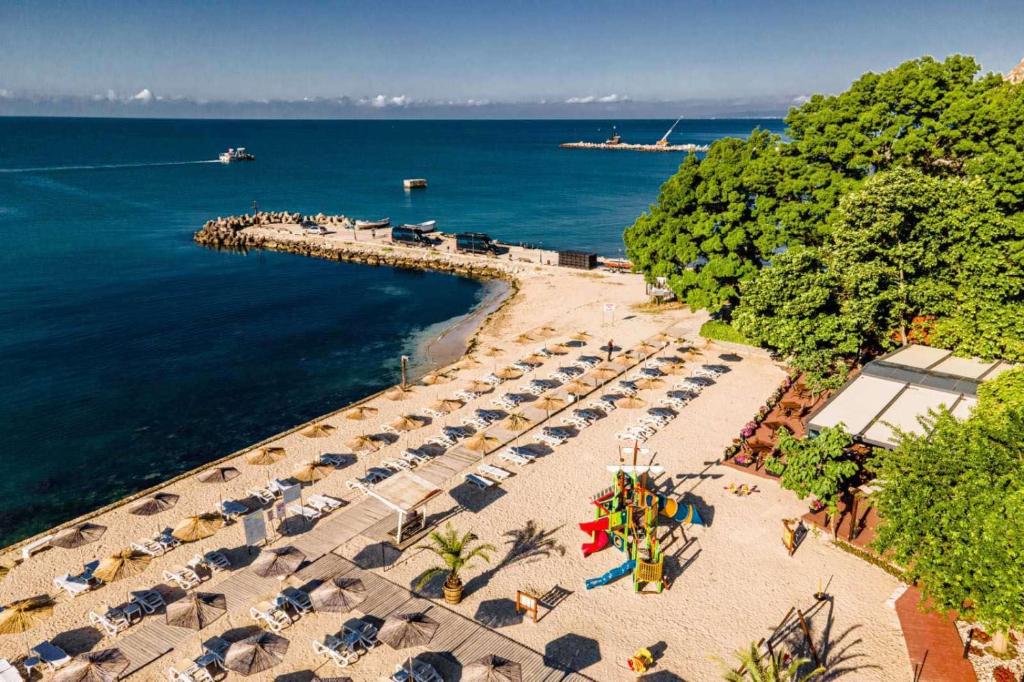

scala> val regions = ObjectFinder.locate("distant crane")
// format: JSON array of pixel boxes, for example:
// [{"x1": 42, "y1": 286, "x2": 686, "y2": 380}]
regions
[{"x1": 655, "y1": 116, "x2": 684, "y2": 147}]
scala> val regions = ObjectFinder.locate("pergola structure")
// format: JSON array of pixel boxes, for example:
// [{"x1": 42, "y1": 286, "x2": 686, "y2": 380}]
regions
[
  {"x1": 365, "y1": 471, "x2": 444, "y2": 544},
  {"x1": 807, "y1": 344, "x2": 1016, "y2": 448}
]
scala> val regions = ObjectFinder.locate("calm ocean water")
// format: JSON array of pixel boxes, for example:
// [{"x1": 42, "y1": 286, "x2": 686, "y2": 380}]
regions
[{"x1": 0, "y1": 117, "x2": 782, "y2": 545}]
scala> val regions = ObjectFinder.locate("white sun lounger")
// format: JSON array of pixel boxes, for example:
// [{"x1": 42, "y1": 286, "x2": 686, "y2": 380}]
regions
[
  {"x1": 464, "y1": 473, "x2": 496, "y2": 490},
  {"x1": 88, "y1": 609, "x2": 131, "y2": 637},
  {"x1": 131, "y1": 539, "x2": 166, "y2": 557},
  {"x1": 287, "y1": 503, "x2": 323, "y2": 521},
  {"x1": 247, "y1": 487, "x2": 276, "y2": 504},
  {"x1": 477, "y1": 464, "x2": 511, "y2": 481},
  {"x1": 20, "y1": 535, "x2": 53, "y2": 562},
  {"x1": 320, "y1": 453, "x2": 350, "y2": 467},
  {"x1": 312, "y1": 637, "x2": 359, "y2": 668},
  {"x1": 0, "y1": 659, "x2": 24, "y2": 682},
  {"x1": 498, "y1": 450, "x2": 534, "y2": 466},
  {"x1": 307, "y1": 494, "x2": 343, "y2": 512},
  {"x1": 130, "y1": 589, "x2": 166, "y2": 615},
  {"x1": 382, "y1": 459, "x2": 413, "y2": 472},
  {"x1": 167, "y1": 664, "x2": 215, "y2": 682},
  {"x1": 30, "y1": 642, "x2": 70, "y2": 672},
  {"x1": 163, "y1": 566, "x2": 203, "y2": 590},
  {"x1": 250, "y1": 602, "x2": 291, "y2": 633},
  {"x1": 53, "y1": 574, "x2": 93, "y2": 597}
]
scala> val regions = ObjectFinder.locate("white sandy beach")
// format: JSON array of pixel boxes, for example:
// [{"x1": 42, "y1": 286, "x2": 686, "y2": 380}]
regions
[{"x1": 0, "y1": 228, "x2": 913, "y2": 681}]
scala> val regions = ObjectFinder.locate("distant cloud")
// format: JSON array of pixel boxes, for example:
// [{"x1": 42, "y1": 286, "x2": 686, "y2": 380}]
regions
[
  {"x1": 360, "y1": 94, "x2": 410, "y2": 108},
  {"x1": 565, "y1": 93, "x2": 631, "y2": 104},
  {"x1": 791, "y1": 94, "x2": 811, "y2": 104},
  {"x1": 131, "y1": 88, "x2": 155, "y2": 103}
]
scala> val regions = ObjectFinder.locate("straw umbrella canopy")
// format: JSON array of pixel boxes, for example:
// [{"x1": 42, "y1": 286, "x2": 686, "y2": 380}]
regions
[
  {"x1": 378, "y1": 612, "x2": 439, "y2": 649},
  {"x1": 501, "y1": 412, "x2": 532, "y2": 433},
  {"x1": 545, "y1": 344, "x2": 569, "y2": 355},
  {"x1": 94, "y1": 549, "x2": 151, "y2": 583},
  {"x1": 482, "y1": 346, "x2": 504, "y2": 358},
  {"x1": 224, "y1": 631, "x2": 289, "y2": 676},
  {"x1": 590, "y1": 366, "x2": 619, "y2": 382},
  {"x1": 634, "y1": 341, "x2": 658, "y2": 356},
  {"x1": 0, "y1": 595, "x2": 53, "y2": 634},
  {"x1": 128, "y1": 492, "x2": 179, "y2": 516},
  {"x1": 51, "y1": 523, "x2": 106, "y2": 549},
  {"x1": 302, "y1": 422, "x2": 336, "y2": 438},
  {"x1": 659, "y1": 361, "x2": 686, "y2": 375},
  {"x1": 165, "y1": 592, "x2": 226, "y2": 630},
  {"x1": 421, "y1": 372, "x2": 451, "y2": 386},
  {"x1": 389, "y1": 415, "x2": 424, "y2": 432},
  {"x1": 570, "y1": 331, "x2": 592, "y2": 343},
  {"x1": 454, "y1": 356, "x2": 481, "y2": 370},
  {"x1": 429, "y1": 399, "x2": 463, "y2": 414},
  {"x1": 54, "y1": 648, "x2": 128, "y2": 682},
  {"x1": 464, "y1": 380, "x2": 494, "y2": 394},
  {"x1": 495, "y1": 367, "x2": 522, "y2": 381},
  {"x1": 563, "y1": 380, "x2": 591, "y2": 396},
  {"x1": 611, "y1": 354, "x2": 635, "y2": 367},
  {"x1": 634, "y1": 377, "x2": 666, "y2": 391},
  {"x1": 464, "y1": 432, "x2": 500, "y2": 453},
  {"x1": 615, "y1": 396, "x2": 648, "y2": 410},
  {"x1": 522, "y1": 353, "x2": 546, "y2": 366},
  {"x1": 252, "y1": 546, "x2": 306, "y2": 578},
  {"x1": 343, "y1": 406, "x2": 378, "y2": 421},
  {"x1": 513, "y1": 334, "x2": 534, "y2": 345},
  {"x1": 246, "y1": 446, "x2": 286, "y2": 466},
  {"x1": 309, "y1": 576, "x2": 366, "y2": 613},
  {"x1": 347, "y1": 434, "x2": 384, "y2": 453},
  {"x1": 463, "y1": 655, "x2": 523, "y2": 682},
  {"x1": 291, "y1": 460, "x2": 334, "y2": 483},
  {"x1": 198, "y1": 467, "x2": 240, "y2": 483},
  {"x1": 535, "y1": 326, "x2": 558, "y2": 338},
  {"x1": 386, "y1": 386, "x2": 412, "y2": 401},
  {"x1": 652, "y1": 332, "x2": 673, "y2": 344},
  {"x1": 171, "y1": 514, "x2": 224, "y2": 543},
  {"x1": 535, "y1": 395, "x2": 566, "y2": 418}
]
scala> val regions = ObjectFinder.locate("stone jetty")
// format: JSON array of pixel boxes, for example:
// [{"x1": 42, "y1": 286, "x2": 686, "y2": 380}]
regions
[{"x1": 194, "y1": 211, "x2": 520, "y2": 283}]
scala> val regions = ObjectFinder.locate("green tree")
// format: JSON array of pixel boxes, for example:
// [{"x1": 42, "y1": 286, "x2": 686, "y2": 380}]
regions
[
  {"x1": 416, "y1": 524, "x2": 496, "y2": 600},
  {"x1": 718, "y1": 641, "x2": 824, "y2": 681},
  {"x1": 872, "y1": 369, "x2": 1024, "y2": 653},
  {"x1": 624, "y1": 130, "x2": 787, "y2": 313},
  {"x1": 770, "y1": 426, "x2": 857, "y2": 521}
]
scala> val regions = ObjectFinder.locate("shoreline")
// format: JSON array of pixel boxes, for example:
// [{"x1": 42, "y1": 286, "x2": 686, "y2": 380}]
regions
[{"x1": 0, "y1": 251, "x2": 519, "y2": 556}]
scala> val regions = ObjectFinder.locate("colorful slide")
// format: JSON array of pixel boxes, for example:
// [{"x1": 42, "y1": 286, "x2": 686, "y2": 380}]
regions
[
  {"x1": 585, "y1": 559, "x2": 636, "y2": 589},
  {"x1": 579, "y1": 517, "x2": 611, "y2": 557},
  {"x1": 657, "y1": 494, "x2": 706, "y2": 526}
]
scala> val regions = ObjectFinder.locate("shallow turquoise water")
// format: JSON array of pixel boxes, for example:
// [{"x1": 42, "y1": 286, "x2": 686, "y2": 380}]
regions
[{"x1": 0, "y1": 117, "x2": 782, "y2": 544}]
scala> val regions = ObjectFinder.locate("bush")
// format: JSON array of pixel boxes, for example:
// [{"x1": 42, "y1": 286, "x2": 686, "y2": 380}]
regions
[{"x1": 700, "y1": 320, "x2": 753, "y2": 345}]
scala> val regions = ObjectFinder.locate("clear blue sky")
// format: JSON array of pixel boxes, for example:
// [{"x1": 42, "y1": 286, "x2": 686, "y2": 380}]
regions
[{"x1": 1, "y1": 0, "x2": 1022, "y2": 114}]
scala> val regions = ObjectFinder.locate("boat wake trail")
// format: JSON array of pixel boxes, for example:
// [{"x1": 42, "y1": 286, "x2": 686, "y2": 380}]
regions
[{"x1": 0, "y1": 159, "x2": 221, "y2": 174}]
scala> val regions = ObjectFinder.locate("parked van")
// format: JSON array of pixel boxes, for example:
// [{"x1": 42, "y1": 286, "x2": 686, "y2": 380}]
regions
[
  {"x1": 391, "y1": 226, "x2": 430, "y2": 246},
  {"x1": 455, "y1": 232, "x2": 497, "y2": 254}
]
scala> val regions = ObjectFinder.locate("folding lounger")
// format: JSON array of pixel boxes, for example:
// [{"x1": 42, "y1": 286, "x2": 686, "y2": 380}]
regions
[
  {"x1": 477, "y1": 464, "x2": 512, "y2": 481},
  {"x1": 30, "y1": 642, "x2": 70, "y2": 672},
  {"x1": 287, "y1": 503, "x2": 323, "y2": 521},
  {"x1": 163, "y1": 567, "x2": 203, "y2": 590},
  {"x1": 499, "y1": 450, "x2": 534, "y2": 466},
  {"x1": 307, "y1": 494, "x2": 343, "y2": 512},
  {"x1": 312, "y1": 637, "x2": 359, "y2": 668},
  {"x1": 130, "y1": 589, "x2": 166, "y2": 615},
  {"x1": 464, "y1": 473, "x2": 496, "y2": 490}
]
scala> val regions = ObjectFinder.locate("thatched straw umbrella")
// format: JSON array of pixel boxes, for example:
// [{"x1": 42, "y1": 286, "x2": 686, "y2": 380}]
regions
[
  {"x1": 454, "y1": 357, "x2": 481, "y2": 370},
  {"x1": 611, "y1": 354, "x2": 634, "y2": 367},
  {"x1": 463, "y1": 655, "x2": 523, "y2": 682},
  {"x1": 94, "y1": 550, "x2": 151, "y2": 583},
  {"x1": 198, "y1": 467, "x2": 240, "y2": 483},
  {"x1": 535, "y1": 326, "x2": 558, "y2": 339},
  {"x1": 570, "y1": 331, "x2": 591, "y2": 343},
  {"x1": 495, "y1": 367, "x2": 522, "y2": 381},
  {"x1": 389, "y1": 415, "x2": 423, "y2": 432},
  {"x1": 343, "y1": 406, "x2": 378, "y2": 421},
  {"x1": 378, "y1": 612, "x2": 439, "y2": 649},
  {"x1": 660, "y1": 361, "x2": 686, "y2": 375},
  {"x1": 246, "y1": 446, "x2": 286, "y2": 466},
  {"x1": 513, "y1": 334, "x2": 534, "y2": 345},
  {"x1": 129, "y1": 493, "x2": 179, "y2": 516},
  {"x1": 421, "y1": 372, "x2": 451, "y2": 386},
  {"x1": 464, "y1": 432, "x2": 500, "y2": 454},
  {"x1": 51, "y1": 523, "x2": 106, "y2": 549},
  {"x1": 464, "y1": 381, "x2": 494, "y2": 394},
  {"x1": 482, "y1": 346, "x2": 504, "y2": 358},
  {"x1": 347, "y1": 434, "x2": 383, "y2": 453},
  {"x1": 302, "y1": 422, "x2": 335, "y2": 438},
  {"x1": 0, "y1": 595, "x2": 53, "y2": 634},
  {"x1": 545, "y1": 344, "x2": 569, "y2": 355},
  {"x1": 252, "y1": 546, "x2": 306, "y2": 578},
  {"x1": 164, "y1": 592, "x2": 226, "y2": 630},
  {"x1": 224, "y1": 631, "x2": 289, "y2": 676},
  {"x1": 502, "y1": 412, "x2": 532, "y2": 433},
  {"x1": 308, "y1": 576, "x2": 366, "y2": 613},
  {"x1": 54, "y1": 648, "x2": 128, "y2": 682},
  {"x1": 615, "y1": 396, "x2": 648, "y2": 410},
  {"x1": 590, "y1": 366, "x2": 619, "y2": 383},
  {"x1": 291, "y1": 460, "x2": 334, "y2": 483},
  {"x1": 171, "y1": 514, "x2": 224, "y2": 543},
  {"x1": 386, "y1": 386, "x2": 412, "y2": 401},
  {"x1": 534, "y1": 395, "x2": 566, "y2": 419},
  {"x1": 429, "y1": 399, "x2": 463, "y2": 414},
  {"x1": 634, "y1": 341, "x2": 659, "y2": 356},
  {"x1": 522, "y1": 354, "x2": 546, "y2": 366},
  {"x1": 634, "y1": 377, "x2": 666, "y2": 391},
  {"x1": 563, "y1": 380, "x2": 591, "y2": 396}
]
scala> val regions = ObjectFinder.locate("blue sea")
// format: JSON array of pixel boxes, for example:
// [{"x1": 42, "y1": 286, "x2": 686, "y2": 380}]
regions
[{"x1": 0, "y1": 117, "x2": 783, "y2": 545}]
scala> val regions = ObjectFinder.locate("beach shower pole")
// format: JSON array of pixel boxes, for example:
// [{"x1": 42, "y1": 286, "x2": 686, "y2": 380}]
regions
[{"x1": 400, "y1": 355, "x2": 409, "y2": 389}]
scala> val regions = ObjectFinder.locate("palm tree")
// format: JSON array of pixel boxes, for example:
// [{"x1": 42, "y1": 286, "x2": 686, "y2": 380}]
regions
[
  {"x1": 416, "y1": 524, "x2": 496, "y2": 604},
  {"x1": 719, "y1": 642, "x2": 824, "y2": 682}
]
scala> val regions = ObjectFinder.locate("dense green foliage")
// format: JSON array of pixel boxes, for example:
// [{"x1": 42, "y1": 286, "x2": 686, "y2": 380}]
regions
[
  {"x1": 872, "y1": 369, "x2": 1024, "y2": 639},
  {"x1": 699, "y1": 319, "x2": 753, "y2": 345},
  {"x1": 416, "y1": 524, "x2": 495, "y2": 589},
  {"x1": 718, "y1": 641, "x2": 823, "y2": 681},
  {"x1": 767, "y1": 426, "x2": 857, "y2": 515},
  {"x1": 625, "y1": 55, "x2": 1024, "y2": 383}
]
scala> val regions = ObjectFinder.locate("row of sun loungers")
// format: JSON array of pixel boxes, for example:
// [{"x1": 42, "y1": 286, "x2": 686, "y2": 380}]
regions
[{"x1": 313, "y1": 618, "x2": 379, "y2": 669}]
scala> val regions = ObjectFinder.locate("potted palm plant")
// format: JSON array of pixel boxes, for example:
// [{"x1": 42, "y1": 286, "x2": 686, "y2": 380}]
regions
[
  {"x1": 718, "y1": 641, "x2": 824, "y2": 681},
  {"x1": 416, "y1": 524, "x2": 496, "y2": 604}
]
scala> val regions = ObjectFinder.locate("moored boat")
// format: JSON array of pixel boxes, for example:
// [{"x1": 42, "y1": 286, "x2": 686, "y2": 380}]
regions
[
  {"x1": 354, "y1": 217, "x2": 391, "y2": 230},
  {"x1": 397, "y1": 220, "x2": 436, "y2": 233}
]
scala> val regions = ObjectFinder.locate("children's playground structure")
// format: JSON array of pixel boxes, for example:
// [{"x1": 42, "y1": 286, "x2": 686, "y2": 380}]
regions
[{"x1": 579, "y1": 461, "x2": 705, "y2": 592}]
